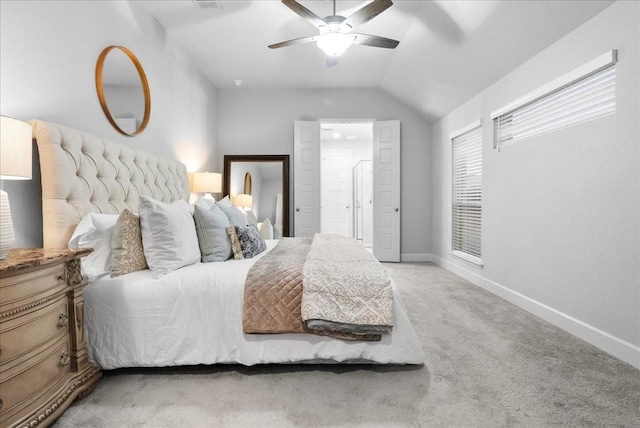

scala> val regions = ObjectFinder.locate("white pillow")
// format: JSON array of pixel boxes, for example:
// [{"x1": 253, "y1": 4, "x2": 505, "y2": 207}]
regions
[
  {"x1": 273, "y1": 224, "x2": 283, "y2": 240},
  {"x1": 68, "y1": 213, "x2": 119, "y2": 281},
  {"x1": 260, "y1": 217, "x2": 274, "y2": 240},
  {"x1": 246, "y1": 210, "x2": 257, "y2": 227},
  {"x1": 138, "y1": 196, "x2": 201, "y2": 278}
]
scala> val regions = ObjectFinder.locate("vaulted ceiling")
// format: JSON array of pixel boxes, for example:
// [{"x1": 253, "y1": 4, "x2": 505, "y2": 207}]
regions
[{"x1": 139, "y1": 0, "x2": 613, "y2": 121}]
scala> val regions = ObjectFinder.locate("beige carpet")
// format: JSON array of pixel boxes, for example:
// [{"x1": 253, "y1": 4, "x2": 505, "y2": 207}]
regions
[{"x1": 53, "y1": 262, "x2": 640, "y2": 427}]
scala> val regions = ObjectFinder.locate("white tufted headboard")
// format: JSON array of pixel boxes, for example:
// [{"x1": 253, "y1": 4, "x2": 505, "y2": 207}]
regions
[{"x1": 30, "y1": 120, "x2": 190, "y2": 248}]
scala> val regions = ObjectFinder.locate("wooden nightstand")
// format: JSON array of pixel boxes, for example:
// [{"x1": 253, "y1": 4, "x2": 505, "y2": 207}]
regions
[{"x1": 0, "y1": 248, "x2": 102, "y2": 428}]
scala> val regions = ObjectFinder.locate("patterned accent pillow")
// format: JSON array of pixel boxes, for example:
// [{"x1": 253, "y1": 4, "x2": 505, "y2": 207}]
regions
[
  {"x1": 226, "y1": 225, "x2": 244, "y2": 260},
  {"x1": 235, "y1": 224, "x2": 267, "y2": 258},
  {"x1": 111, "y1": 209, "x2": 148, "y2": 277}
]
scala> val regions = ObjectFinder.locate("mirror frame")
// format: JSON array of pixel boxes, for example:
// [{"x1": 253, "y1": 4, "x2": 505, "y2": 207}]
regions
[
  {"x1": 95, "y1": 45, "x2": 151, "y2": 137},
  {"x1": 223, "y1": 155, "x2": 290, "y2": 237}
]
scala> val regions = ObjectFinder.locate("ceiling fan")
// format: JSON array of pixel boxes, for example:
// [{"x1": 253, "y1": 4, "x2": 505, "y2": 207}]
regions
[{"x1": 268, "y1": 0, "x2": 399, "y2": 67}]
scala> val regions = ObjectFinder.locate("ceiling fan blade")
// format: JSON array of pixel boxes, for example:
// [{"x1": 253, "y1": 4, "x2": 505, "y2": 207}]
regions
[
  {"x1": 352, "y1": 33, "x2": 399, "y2": 49},
  {"x1": 326, "y1": 56, "x2": 338, "y2": 67},
  {"x1": 268, "y1": 35, "x2": 319, "y2": 49},
  {"x1": 281, "y1": 0, "x2": 326, "y2": 29},
  {"x1": 343, "y1": 0, "x2": 393, "y2": 29}
]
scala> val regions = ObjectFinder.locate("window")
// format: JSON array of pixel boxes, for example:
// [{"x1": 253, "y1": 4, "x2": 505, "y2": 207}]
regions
[
  {"x1": 492, "y1": 50, "x2": 617, "y2": 150},
  {"x1": 451, "y1": 121, "x2": 482, "y2": 265}
]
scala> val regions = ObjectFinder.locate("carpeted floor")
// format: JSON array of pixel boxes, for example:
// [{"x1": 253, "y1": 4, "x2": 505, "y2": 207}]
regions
[{"x1": 53, "y1": 262, "x2": 640, "y2": 427}]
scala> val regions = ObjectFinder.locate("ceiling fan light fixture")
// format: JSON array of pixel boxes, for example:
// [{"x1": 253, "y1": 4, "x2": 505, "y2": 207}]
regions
[{"x1": 316, "y1": 32, "x2": 355, "y2": 57}]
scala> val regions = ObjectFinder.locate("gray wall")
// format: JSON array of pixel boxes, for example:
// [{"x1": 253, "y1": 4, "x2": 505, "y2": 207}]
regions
[
  {"x1": 432, "y1": 1, "x2": 639, "y2": 366},
  {"x1": 218, "y1": 88, "x2": 433, "y2": 258},
  {"x1": 0, "y1": 1, "x2": 219, "y2": 247}
]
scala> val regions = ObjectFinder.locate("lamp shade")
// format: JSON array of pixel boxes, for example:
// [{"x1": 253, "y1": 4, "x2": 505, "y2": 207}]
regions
[
  {"x1": 191, "y1": 172, "x2": 222, "y2": 193},
  {"x1": 0, "y1": 116, "x2": 32, "y2": 179},
  {"x1": 233, "y1": 193, "x2": 253, "y2": 210},
  {"x1": 0, "y1": 116, "x2": 32, "y2": 259}
]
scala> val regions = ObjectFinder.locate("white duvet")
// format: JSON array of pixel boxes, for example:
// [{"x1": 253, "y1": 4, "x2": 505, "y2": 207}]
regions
[{"x1": 84, "y1": 241, "x2": 426, "y2": 369}]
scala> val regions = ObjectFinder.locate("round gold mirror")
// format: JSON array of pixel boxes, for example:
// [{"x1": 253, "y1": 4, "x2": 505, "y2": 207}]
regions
[{"x1": 95, "y1": 46, "x2": 150, "y2": 137}]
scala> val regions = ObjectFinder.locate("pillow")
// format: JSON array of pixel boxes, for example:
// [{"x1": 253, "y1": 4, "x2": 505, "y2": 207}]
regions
[
  {"x1": 193, "y1": 203, "x2": 233, "y2": 262},
  {"x1": 110, "y1": 209, "x2": 148, "y2": 277},
  {"x1": 217, "y1": 195, "x2": 232, "y2": 208},
  {"x1": 235, "y1": 224, "x2": 267, "y2": 259},
  {"x1": 68, "y1": 213, "x2": 119, "y2": 281},
  {"x1": 194, "y1": 198, "x2": 216, "y2": 209},
  {"x1": 273, "y1": 224, "x2": 283, "y2": 240},
  {"x1": 246, "y1": 210, "x2": 257, "y2": 227},
  {"x1": 260, "y1": 217, "x2": 274, "y2": 240},
  {"x1": 225, "y1": 225, "x2": 244, "y2": 260},
  {"x1": 217, "y1": 201, "x2": 246, "y2": 226},
  {"x1": 138, "y1": 196, "x2": 201, "y2": 278}
]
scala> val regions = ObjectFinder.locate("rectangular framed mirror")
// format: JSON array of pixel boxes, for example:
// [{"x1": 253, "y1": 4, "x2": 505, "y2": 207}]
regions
[{"x1": 223, "y1": 155, "x2": 290, "y2": 237}]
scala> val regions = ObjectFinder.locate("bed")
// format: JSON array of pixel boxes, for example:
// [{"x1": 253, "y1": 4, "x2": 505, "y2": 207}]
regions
[{"x1": 32, "y1": 119, "x2": 425, "y2": 369}]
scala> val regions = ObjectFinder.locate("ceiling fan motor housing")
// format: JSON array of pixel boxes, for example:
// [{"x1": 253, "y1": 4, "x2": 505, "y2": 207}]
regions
[
  {"x1": 270, "y1": 0, "x2": 399, "y2": 63},
  {"x1": 318, "y1": 15, "x2": 355, "y2": 57}
]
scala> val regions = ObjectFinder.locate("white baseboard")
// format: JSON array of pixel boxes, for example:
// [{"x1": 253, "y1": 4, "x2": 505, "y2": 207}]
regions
[
  {"x1": 431, "y1": 255, "x2": 640, "y2": 370},
  {"x1": 400, "y1": 253, "x2": 435, "y2": 262}
]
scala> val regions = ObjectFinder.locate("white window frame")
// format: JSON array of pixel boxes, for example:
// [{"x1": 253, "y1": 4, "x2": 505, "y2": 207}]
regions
[
  {"x1": 491, "y1": 50, "x2": 618, "y2": 151},
  {"x1": 450, "y1": 120, "x2": 483, "y2": 267}
]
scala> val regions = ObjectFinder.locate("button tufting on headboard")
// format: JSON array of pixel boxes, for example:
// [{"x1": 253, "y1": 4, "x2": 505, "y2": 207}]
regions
[{"x1": 30, "y1": 120, "x2": 190, "y2": 249}]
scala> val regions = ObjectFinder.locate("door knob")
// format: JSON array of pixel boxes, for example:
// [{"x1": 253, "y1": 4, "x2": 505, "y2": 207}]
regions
[
  {"x1": 296, "y1": 208, "x2": 300, "y2": 212},
  {"x1": 394, "y1": 207, "x2": 399, "y2": 212}
]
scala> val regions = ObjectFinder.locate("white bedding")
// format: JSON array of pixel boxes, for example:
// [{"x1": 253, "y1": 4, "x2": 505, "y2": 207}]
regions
[{"x1": 84, "y1": 240, "x2": 426, "y2": 369}]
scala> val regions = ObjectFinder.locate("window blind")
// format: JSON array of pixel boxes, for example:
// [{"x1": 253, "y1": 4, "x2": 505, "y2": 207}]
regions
[
  {"x1": 452, "y1": 123, "x2": 482, "y2": 262},
  {"x1": 493, "y1": 51, "x2": 617, "y2": 150}
]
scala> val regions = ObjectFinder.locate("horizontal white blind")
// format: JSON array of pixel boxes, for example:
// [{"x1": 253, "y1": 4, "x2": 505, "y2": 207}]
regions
[
  {"x1": 494, "y1": 61, "x2": 616, "y2": 150},
  {"x1": 452, "y1": 124, "x2": 482, "y2": 260}
]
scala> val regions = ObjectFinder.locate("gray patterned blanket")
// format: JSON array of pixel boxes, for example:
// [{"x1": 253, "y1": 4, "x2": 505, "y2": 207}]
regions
[{"x1": 301, "y1": 234, "x2": 394, "y2": 338}]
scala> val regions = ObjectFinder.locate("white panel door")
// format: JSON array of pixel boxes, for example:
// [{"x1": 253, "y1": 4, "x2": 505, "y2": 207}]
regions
[
  {"x1": 294, "y1": 121, "x2": 321, "y2": 237},
  {"x1": 321, "y1": 150, "x2": 352, "y2": 237},
  {"x1": 373, "y1": 120, "x2": 401, "y2": 262}
]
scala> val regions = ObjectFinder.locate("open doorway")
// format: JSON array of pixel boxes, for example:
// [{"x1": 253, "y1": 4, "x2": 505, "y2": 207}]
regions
[
  {"x1": 294, "y1": 119, "x2": 400, "y2": 261},
  {"x1": 320, "y1": 121, "x2": 373, "y2": 248}
]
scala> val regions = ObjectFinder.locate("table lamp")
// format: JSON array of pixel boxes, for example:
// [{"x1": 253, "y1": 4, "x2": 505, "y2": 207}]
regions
[
  {"x1": 191, "y1": 172, "x2": 222, "y2": 200},
  {"x1": 233, "y1": 193, "x2": 253, "y2": 211},
  {"x1": 0, "y1": 116, "x2": 32, "y2": 259}
]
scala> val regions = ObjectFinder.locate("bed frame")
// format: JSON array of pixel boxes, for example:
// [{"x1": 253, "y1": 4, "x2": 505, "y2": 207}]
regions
[{"x1": 31, "y1": 119, "x2": 189, "y2": 249}]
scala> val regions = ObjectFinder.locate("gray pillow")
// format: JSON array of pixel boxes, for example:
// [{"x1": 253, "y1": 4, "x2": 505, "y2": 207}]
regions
[
  {"x1": 193, "y1": 203, "x2": 233, "y2": 262},
  {"x1": 217, "y1": 203, "x2": 246, "y2": 227}
]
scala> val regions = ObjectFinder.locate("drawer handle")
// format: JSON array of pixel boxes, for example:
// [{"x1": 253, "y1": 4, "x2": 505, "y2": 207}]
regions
[
  {"x1": 60, "y1": 352, "x2": 70, "y2": 367},
  {"x1": 56, "y1": 274, "x2": 65, "y2": 282},
  {"x1": 57, "y1": 313, "x2": 69, "y2": 328}
]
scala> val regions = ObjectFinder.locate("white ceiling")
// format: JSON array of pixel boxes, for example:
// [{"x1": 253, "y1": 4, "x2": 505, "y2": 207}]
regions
[{"x1": 138, "y1": 0, "x2": 613, "y2": 121}]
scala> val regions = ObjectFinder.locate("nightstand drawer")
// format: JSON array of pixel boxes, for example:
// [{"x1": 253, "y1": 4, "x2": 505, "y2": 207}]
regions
[
  {"x1": 0, "y1": 334, "x2": 71, "y2": 422},
  {"x1": 0, "y1": 295, "x2": 68, "y2": 366},
  {"x1": 0, "y1": 263, "x2": 66, "y2": 314}
]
